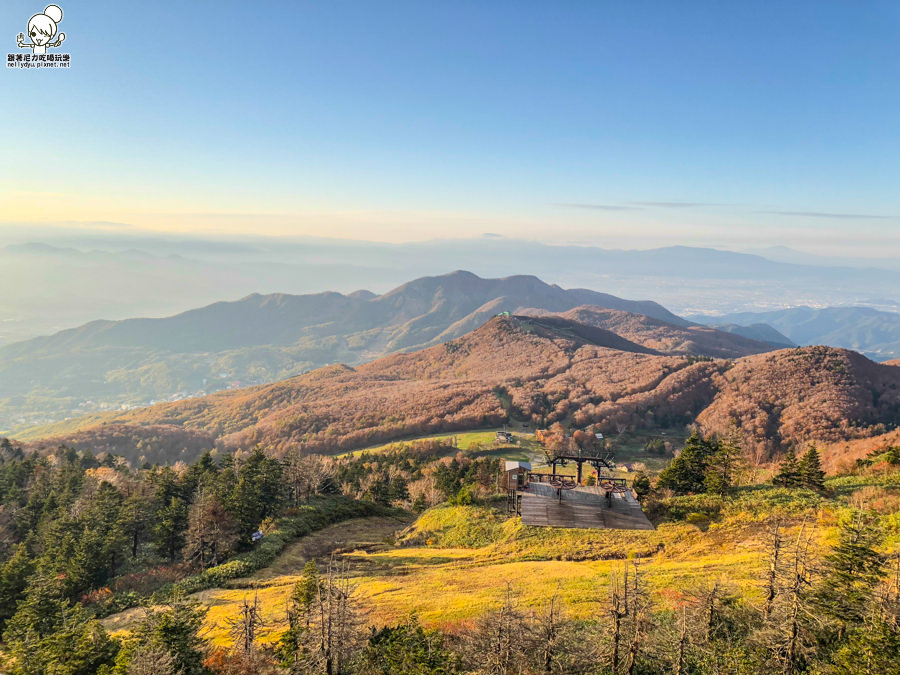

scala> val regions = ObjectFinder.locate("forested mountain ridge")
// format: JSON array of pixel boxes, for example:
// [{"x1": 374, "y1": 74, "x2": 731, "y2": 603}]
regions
[
  {"x1": 0, "y1": 271, "x2": 770, "y2": 434},
  {"x1": 697, "y1": 345, "x2": 900, "y2": 460},
  {"x1": 19, "y1": 315, "x2": 900, "y2": 468}
]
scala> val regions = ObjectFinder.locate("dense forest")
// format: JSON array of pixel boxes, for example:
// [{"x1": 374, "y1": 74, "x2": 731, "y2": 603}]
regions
[{"x1": 0, "y1": 435, "x2": 504, "y2": 674}]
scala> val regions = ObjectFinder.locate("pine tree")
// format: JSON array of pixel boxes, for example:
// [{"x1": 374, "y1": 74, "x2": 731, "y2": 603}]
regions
[
  {"x1": 0, "y1": 543, "x2": 34, "y2": 629},
  {"x1": 226, "y1": 447, "x2": 284, "y2": 538},
  {"x1": 153, "y1": 496, "x2": 188, "y2": 562},
  {"x1": 813, "y1": 513, "x2": 885, "y2": 641},
  {"x1": 132, "y1": 597, "x2": 207, "y2": 675},
  {"x1": 279, "y1": 563, "x2": 319, "y2": 667},
  {"x1": 631, "y1": 473, "x2": 651, "y2": 501},
  {"x1": 657, "y1": 432, "x2": 717, "y2": 494},
  {"x1": 360, "y1": 617, "x2": 458, "y2": 675},
  {"x1": 797, "y1": 444, "x2": 825, "y2": 491},
  {"x1": 3, "y1": 573, "x2": 119, "y2": 675},
  {"x1": 772, "y1": 447, "x2": 800, "y2": 488}
]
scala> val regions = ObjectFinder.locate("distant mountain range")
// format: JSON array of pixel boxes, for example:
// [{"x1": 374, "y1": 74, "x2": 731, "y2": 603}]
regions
[
  {"x1": 2, "y1": 271, "x2": 779, "y2": 434},
  {"x1": 21, "y1": 314, "x2": 900, "y2": 470},
  {"x1": 708, "y1": 323, "x2": 796, "y2": 348},
  {"x1": 693, "y1": 306, "x2": 900, "y2": 361},
  {"x1": 4, "y1": 236, "x2": 900, "y2": 348},
  {"x1": 517, "y1": 306, "x2": 790, "y2": 357}
]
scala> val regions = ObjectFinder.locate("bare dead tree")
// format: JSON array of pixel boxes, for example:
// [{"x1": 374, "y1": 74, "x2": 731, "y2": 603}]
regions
[
  {"x1": 534, "y1": 586, "x2": 564, "y2": 674},
  {"x1": 184, "y1": 488, "x2": 239, "y2": 569},
  {"x1": 284, "y1": 451, "x2": 335, "y2": 505},
  {"x1": 704, "y1": 582, "x2": 719, "y2": 643},
  {"x1": 126, "y1": 645, "x2": 183, "y2": 675},
  {"x1": 755, "y1": 522, "x2": 815, "y2": 674},
  {"x1": 599, "y1": 561, "x2": 652, "y2": 675},
  {"x1": 226, "y1": 593, "x2": 266, "y2": 656},
  {"x1": 763, "y1": 522, "x2": 783, "y2": 620},
  {"x1": 623, "y1": 562, "x2": 650, "y2": 675},
  {"x1": 609, "y1": 562, "x2": 631, "y2": 673},
  {"x1": 674, "y1": 606, "x2": 687, "y2": 675},
  {"x1": 309, "y1": 556, "x2": 363, "y2": 675},
  {"x1": 465, "y1": 582, "x2": 529, "y2": 675}
]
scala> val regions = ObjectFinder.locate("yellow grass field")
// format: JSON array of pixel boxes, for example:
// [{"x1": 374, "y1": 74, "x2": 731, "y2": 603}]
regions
[
  {"x1": 340, "y1": 428, "x2": 542, "y2": 462},
  {"x1": 104, "y1": 501, "x2": 814, "y2": 648}
]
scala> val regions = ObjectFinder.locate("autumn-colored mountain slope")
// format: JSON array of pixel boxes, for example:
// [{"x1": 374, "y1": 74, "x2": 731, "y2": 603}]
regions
[
  {"x1": 0, "y1": 271, "x2": 695, "y2": 433},
  {"x1": 21, "y1": 320, "x2": 900, "y2": 469},
  {"x1": 23, "y1": 316, "x2": 719, "y2": 462},
  {"x1": 696, "y1": 345, "x2": 900, "y2": 459},
  {"x1": 519, "y1": 306, "x2": 778, "y2": 358}
]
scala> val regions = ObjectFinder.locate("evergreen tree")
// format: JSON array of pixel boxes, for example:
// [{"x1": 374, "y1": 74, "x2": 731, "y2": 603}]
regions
[
  {"x1": 278, "y1": 561, "x2": 319, "y2": 668},
  {"x1": 797, "y1": 443, "x2": 825, "y2": 491},
  {"x1": 814, "y1": 513, "x2": 885, "y2": 641},
  {"x1": 388, "y1": 474, "x2": 410, "y2": 503},
  {"x1": 656, "y1": 432, "x2": 718, "y2": 494},
  {"x1": 131, "y1": 597, "x2": 208, "y2": 675},
  {"x1": 360, "y1": 617, "x2": 459, "y2": 675},
  {"x1": 226, "y1": 447, "x2": 284, "y2": 539},
  {"x1": 3, "y1": 573, "x2": 119, "y2": 675},
  {"x1": 153, "y1": 496, "x2": 189, "y2": 562},
  {"x1": 120, "y1": 491, "x2": 152, "y2": 561},
  {"x1": 828, "y1": 618, "x2": 900, "y2": 675},
  {"x1": 772, "y1": 446, "x2": 801, "y2": 488},
  {"x1": 631, "y1": 473, "x2": 651, "y2": 501},
  {"x1": 0, "y1": 542, "x2": 35, "y2": 629},
  {"x1": 81, "y1": 481, "x2": 129, "y2": 584}
]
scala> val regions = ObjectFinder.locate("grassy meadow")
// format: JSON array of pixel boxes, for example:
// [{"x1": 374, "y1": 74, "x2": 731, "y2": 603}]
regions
[
  {"x1": 344, "y1": 426, "x2": 689, "y2": 476},
  {"x1": 100, "y1": 468, "x2": 900, "y2": 648}
]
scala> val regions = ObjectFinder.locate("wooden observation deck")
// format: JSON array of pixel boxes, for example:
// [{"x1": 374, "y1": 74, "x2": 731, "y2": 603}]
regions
[
  {"x1": 503, "y1": 452, "x2": 654, "y2": 530},
  {"x1": 517, "y1": 482, "x2": 654, "y2": 530}
]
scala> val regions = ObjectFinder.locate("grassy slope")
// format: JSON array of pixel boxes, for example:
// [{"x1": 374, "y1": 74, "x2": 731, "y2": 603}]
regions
[
  {"x1": 340, "y1": 428, "x2": 541, "y2": 462},
  {"x1": 342, "y1": 427, "x2": 688, "y2": 475},
  {"x1": 103, "y1": 465, "x2": 900, "y2": 648},
  {"x1": 178, "y1": 511, "x2": 778, "y2": 646}
]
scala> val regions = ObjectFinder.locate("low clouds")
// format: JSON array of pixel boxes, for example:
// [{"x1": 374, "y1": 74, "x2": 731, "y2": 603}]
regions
[
  {"x1": 629, "y1": 201, "x2": 720, "y2": 208},
  {"x1": 556, "y1": 203, "x2": 896, "y2": 220},
  {"x1": 762, "y1": 210, "x2": 896, "y2": 220},
  {"x1": 555, "y1": 203, "x2": 642, "y2": 211},
  {"x1": 556, "y1": 201, "x2": 720, "y2": 211}
]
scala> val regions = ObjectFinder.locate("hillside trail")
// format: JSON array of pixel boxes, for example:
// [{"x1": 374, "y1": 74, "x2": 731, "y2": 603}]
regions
[
  {"x1": 252, "y1": 514, "x2": 413, "y2": 580},
  {"x1": 101, "y1": 514, "x2": 412, "y2": 635}
]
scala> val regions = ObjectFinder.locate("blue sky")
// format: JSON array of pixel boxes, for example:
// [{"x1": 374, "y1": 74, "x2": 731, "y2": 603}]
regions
[{"x1": 1, "y1": 1, "x2": 898, "y2": 252}]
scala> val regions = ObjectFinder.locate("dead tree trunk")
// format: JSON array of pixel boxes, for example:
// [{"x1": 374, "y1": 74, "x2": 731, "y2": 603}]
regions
[
  {"x1": 764, "y1": 522, "x2": 782, "y2": 620},
  {"x1": 675, "y1": 606, "x2": 687, "y2": 675}
]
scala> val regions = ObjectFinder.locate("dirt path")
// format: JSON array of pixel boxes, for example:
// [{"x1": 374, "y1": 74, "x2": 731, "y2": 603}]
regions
[
  {"x1": 252, "y1": 515, "x2": 412, "y2": 580},
  {"x1": 101, "y1": 515, "x2": 412, "y2": 636}
]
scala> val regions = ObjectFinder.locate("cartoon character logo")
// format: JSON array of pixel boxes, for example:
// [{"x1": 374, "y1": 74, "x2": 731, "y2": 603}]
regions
[{"x1": 16, "y1": 5, "x2": 65, "y2": 55}]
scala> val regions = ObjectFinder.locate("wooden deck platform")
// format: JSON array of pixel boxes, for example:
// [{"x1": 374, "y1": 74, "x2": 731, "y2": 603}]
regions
[{"x1": 518, "y1": 482, "x2": 654, "y2": 531}]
